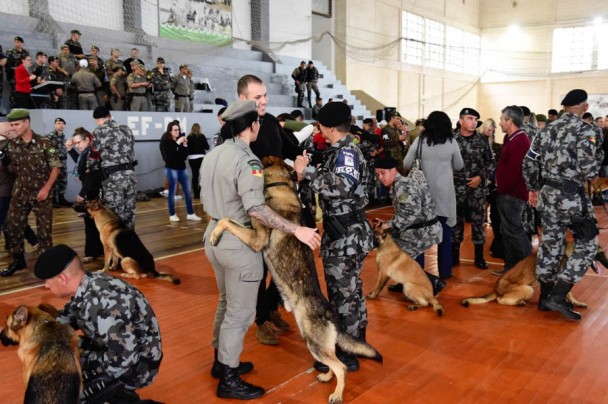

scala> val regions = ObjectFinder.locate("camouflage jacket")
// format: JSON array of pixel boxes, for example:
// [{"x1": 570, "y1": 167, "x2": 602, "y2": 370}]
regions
[
  {"x1": 521, "y1": 122, "x2": 539, "y2": 142},
  {"x1": 523, "y1": 112, "x2": 603, "y2": 191},
  {"x1": 453, "y1": 131, "x2": 496, "y2": 187},
  {"x1": 104, "y1": 58, "x2": 123, "y2": 77},
  {"x1": 5, "y1": 47, "x2": 28, "y2": 77},
  {"x1": 7, "y1": 131, "x2": 62, "y2": 192},
  {"x1": 92, "y1": 119, "x2": 135, "y2": 169},
  {"x1": 151, "y1": 67, "x2": 172, "y2": 93},
  {"x1": 388, "y1": 173, "x2": 442, "y2": 256},
  {"x1": 46, "y1": 130, "x2": 68, "y2": 161},
  {"x1": 57, "y1": 271, "x2": 162, "y2": 388},
  {"x1": 302, "y1": 134, "x2": 373, "y2": 257},
  {"x1": 381, "y1": 125, "x2": 405, "y2": 162}
]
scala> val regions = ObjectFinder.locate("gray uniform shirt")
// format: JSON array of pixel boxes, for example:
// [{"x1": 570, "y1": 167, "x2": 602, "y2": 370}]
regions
[{"x1": 71, "y1": 69, "x2": 102, "y2": 93}]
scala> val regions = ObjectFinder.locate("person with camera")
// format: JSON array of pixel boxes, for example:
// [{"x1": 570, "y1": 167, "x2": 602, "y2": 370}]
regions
[{"x1": 523, "y1": 89, "x2": 603, "y2": 321}]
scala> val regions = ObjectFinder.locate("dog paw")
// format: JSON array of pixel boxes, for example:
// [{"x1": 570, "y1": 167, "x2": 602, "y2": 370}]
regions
[
  {"x1": 316, "y1": 372, "x2": 333, "y2": 383},
  {"x1": 407, "y1": 305, "x2": 419, "y2": 311},
  {"x1": 367, "y1": 292, "x2": 377, "y2": 299},
  {"x1": 328, "y1": 392, "x2": 343, "y2": 404},
  {"x1": 209, "y1": 229, "x2": 222, "y2": 246}
]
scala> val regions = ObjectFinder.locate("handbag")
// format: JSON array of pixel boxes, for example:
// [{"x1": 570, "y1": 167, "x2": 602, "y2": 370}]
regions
[{"x1": 407, "y1": 138, "x2": 438, "y2": 222}]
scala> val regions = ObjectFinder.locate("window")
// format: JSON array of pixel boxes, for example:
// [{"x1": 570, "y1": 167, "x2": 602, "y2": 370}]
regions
[
  {"x1": 597, "y1": 24, "x2": 608, "y2": 70},
  {"x1": 551, "y1": 26, "x2": 593, "y2": 73},
  {"x1": 425, "y1": 19, "x2": 444, "y2": 69},
  {"x1": 402, "y1": 12, "x2": 424, "y2": 66}
]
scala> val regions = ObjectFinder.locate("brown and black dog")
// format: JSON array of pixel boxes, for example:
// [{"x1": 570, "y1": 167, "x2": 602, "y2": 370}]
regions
[
  {"x1": 1, "y1": 304, "x2": 81, "y2": 403},
  {"x1": 461, "y1": 243, "x2": 608, "y2": 307},
  {"x1": 367, "y1": 223, "x2": 444, "y2": 316},
  {"x1": 209, "y1": 157, "x2": 382, "y2": 404},
  {"x1": 87, "y1": 199, "x2": 180, "y2": 284}
]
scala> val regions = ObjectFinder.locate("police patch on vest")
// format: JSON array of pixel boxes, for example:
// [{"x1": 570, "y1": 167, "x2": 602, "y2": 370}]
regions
[
  {"x1": 249, "y1": 160, "x2": 263, "y2": 177},
  {"x1": 334, "y1": 148, "x2": 360, "y2": 184}
]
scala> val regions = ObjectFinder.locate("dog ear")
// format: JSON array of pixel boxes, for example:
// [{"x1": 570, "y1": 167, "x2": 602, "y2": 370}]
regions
[
  {"x1": 11, "y1": 306, "x2": 29, "y2": 329},
  {"x1": 38, "y1": 303, "x2": 59, "y2": 318}
]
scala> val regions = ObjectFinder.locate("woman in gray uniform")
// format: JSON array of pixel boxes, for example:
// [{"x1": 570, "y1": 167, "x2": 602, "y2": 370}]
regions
[{"x1": 200, "y1": 99, "x2": 320, "y2": 400}]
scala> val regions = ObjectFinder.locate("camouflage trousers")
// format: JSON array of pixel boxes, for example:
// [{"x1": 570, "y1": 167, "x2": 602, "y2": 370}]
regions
[
  {"x1": 322, "y1": 253, "x2": 368, "y2": 339},
  {"x1": 7, "y1": 191, "x2": 53, "y2": 254},
  {"x1": 536, "y1": 190, "x2": 597, "y2": 284},
  {"x1": 153, "y1": 91, "x2": 170, "y2": 112},
  {"x1": 53, "y1": 163, "x2": 68, "y2": 196},
  {"x1": 102, "y1": 170, "x2": 137, "y2": 230},
  {"x1": 452, "y1": 182, "x2": 486, "y2": 245}
]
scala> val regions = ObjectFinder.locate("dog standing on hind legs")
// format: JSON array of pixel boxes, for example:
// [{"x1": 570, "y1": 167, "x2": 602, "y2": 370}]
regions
[
  {"x1": 1, "y1": 304, "x2": 81, "y2": 404},
  {"x1": 210, "y1": 157, "x2": 382, "y2": 404}
]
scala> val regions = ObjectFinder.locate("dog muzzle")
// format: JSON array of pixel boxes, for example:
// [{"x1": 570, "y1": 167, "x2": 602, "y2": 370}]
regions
[{"x1": 0, "y1": 329, "x2": 18, "y2": 346}]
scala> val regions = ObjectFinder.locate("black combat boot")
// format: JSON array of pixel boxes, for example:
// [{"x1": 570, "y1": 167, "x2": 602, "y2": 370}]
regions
[
  {"x1": 211, "y1": 349, "x2": 253, "y2": 378},
  {"x1": 307, "y1": 95, "x2": 312, "y2": 108},
  {"x1": 0, "y1": 254, "x2": 26, "y2": 277},
  {"x1": 425, "y1": 272, "x2": 447, "y2": 296},
  {"x1": 297, "y1": 93, "x2": 304, "y2": 108},
  {"x1": 543, "y1": 280, "x2": 581, "y2": 321},
  {"x1": 216, "y1": 363, "x2": 264, "y2": 400},
  {"x1": 387, "y1": 283, "x2": 404, "y2": 293},
  {"x1": 537, "y1": 279, "x2": 554, "y2": 311},
  {"x1": 452, "y1": 244, "x2": 460, "y2": 266},
  {"x1": 474, "y1": 244, "x2": 488, "y2": 269}
]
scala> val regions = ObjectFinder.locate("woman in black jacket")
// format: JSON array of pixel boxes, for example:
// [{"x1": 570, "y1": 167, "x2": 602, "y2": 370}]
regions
[
  {"x1": 159, "y1": 122, "x2": 202, "y2": 222},
  {"x1": 186, "y1": 123, "x2": 209, "y2": 199},
  {"x1": 66, "y1": 127, "x2": 104, "y2": 263}
]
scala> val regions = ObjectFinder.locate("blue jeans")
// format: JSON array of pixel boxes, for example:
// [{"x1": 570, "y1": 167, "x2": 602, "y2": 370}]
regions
[{"x1": 165, "y1": 168, "x2": 194, "y2": 216}]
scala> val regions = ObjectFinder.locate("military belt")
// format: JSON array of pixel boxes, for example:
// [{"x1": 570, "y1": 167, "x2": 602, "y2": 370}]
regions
[
  {"x1": 131, "y1": 94, "x2": 146, "y2": 97},
  {"x1": 324, "y1": 209, "x2": 366, "y2": 227},
  {"x1": 175, "y1": 94, "x2": 189, "y2": 98},
  {"x1": 104, "y1": 162, "x2": 136, "y2": 176},
  {"x1": 543, "y1": 178, "x2": 583, "y2": 195},
  {"x1": 78, "y1": 91, "x2": 95, "y2": 94},
  {"x1": 405, "y1": 216, "x2": 439, "y2": 231}
]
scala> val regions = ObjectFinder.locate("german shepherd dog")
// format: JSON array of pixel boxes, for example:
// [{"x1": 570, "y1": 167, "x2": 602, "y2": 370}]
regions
[
  {"x1": 1, "y1": 304, "x2": 81, "y2": 403},
  {"x1": 87, "y1": 199, "x2": 181, "y2": 284},
  {"x1": 461, "y1": 243, "x2": 608, "y2": 307},
  {"x1": 209, "y1": 157, "x2": 382, "y2": 404},
  {"x1": 367, "y1": 223, "x2": 444, "y2": 316}
]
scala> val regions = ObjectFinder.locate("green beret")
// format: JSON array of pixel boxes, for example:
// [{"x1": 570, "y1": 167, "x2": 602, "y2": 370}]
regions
[
  {"x1": 535, "y1": 114, "x2": 547, "y2": 122},
  {"x1": 221, "y1": 100, "x2": 257, "y2": 121},
  {"x1": 6, "y1": 109, "x2": 30, "y2": 122},
  {"x1": 34, "y1": 244, "x2": 77, "y2": 280}
]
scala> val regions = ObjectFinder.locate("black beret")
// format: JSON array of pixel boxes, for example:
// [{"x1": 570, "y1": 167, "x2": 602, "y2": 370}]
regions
[
  {"x1": 519, "y1": 106, "x2": 531, "y2": 116},
  {"x1": 71, "y1": 29, "x2": 82, "y2": 35},
  {"x1": 387, "y1": 111, "x2": 401, "y2": 119},
  {"x1": 548, "y1": 109, "x2": 559, "y2": 115},
  {"x1": 156, "y1": 57, "x2": 165, "y2": 63},
  {"x1": 561, "y1": 89, "x2": 587, "y2": 106},
  {"x1": 14, "y1": 36, "x2": 24, "y2": 43},
  {"x1": 317, "y1": 102, "x2": 352, "y2": 128},
  {"x1": 93, "y1": 106, "x2": 110, "y2": 119},
  {"x1": 6, "y1": 109, "x2": 30, "y2": 122},
  {"x1": 48, "y1": 56, "x2": 57, "y2": 63},
  {"x1": 459, "y1": 108, "x2": 480, "y2": 119},
  {"x1": 34, "y1": 244, "x2": 77, "y2": 280},
  {"x1": 375, "y1": 157, "x2": 398, "y2": 169},
  {"x1": 54, "y1": 117, "x2": 66, "y2": 124},
  {"x1": 308, "y1": 60, "x2": 314, "y2": 64}
]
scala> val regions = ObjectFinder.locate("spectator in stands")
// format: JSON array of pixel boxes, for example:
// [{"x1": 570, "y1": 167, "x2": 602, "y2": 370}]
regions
[
  {"x1": 212, "y1": 106, "x2": 227, "y2": 146},
  {"x1": 536, "y1": 113, "x2": 547, "y2": 129},
  {"x1": 312, "y1": 97, "x2": 323, "y2": 119},
  {"x1": 187, "y1": 123, "x2": 210, "y2": 199},
  {"x1": 5, "y1": 36, "x2": 28, "y2": 90},
  {"x1": 547, "y1": 108, "x2": 558, "y2": 122},
  {"x1": 127, "y1": 64, "x2": 151, "y2": 112},
  {"x1": 172, "y1": 64, "x2": 192, "y2": 112},
  {"x1": 65, "y1": 127, "x2": 103, "y2": 262},
  {"x1": 87, "y1": 56, "x2": 108, "y2": 107},
  {"x1": 290, "y1": 109, "x2": 304, "y2": 122},
  {"x1": 151, "y1": 57, "x2": 172, "y2": 112},
  {"x1": 291, "y1": 61, "x2": 307, "y2": 107},
  {"x1": 57, "y1": 44, "x2": 76, "y2": 78},
  {"x1": 109, "y1": 66, "x2": 127, "y2": 111},
  {"x1": 88, "y1": 45, "x2": 104, "y2": 66},
  {"x1": 31, "y1": 52, "x2": 51, "y2": 104},
  {"x1": 306, "y1": 60, "x2": 320, "y2": 108},
  {"x1": 13, "y1": 54, "x2": 36, "y2": 109},
  {"x1": 47, "y1": 117, "x2": 70, "y2": 208},
  {"x1": 47, "y1": 56, "x2": 68, "y2": 108},
  {"x1": 104, "y1": 48, "x2": 122, "y2": 78},
  {"x1": 382, "y1": 111, "x2": 406, "y2": 162},
  {"x1": 65, "y1": 29, "x2": 85, "y2": 60},
  {"x1": 71, "y1": 59, "x2": 101, "y2": 110},
  {"x1": 159, "y1": 122, "x2": 202, "y2": 222},
  {"x1": 123, "y1": 48, "x2": 144, "y2": 76}
]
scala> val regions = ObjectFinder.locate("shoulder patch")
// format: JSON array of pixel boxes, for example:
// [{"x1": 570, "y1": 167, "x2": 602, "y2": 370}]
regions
[
  {"x1": 588, "y1": 134, "x2": 596, "y2": 144},
  {"x1": 48, "y1": 147, "x2": 57, "y2": 154},
  {"x1": 248, "y1": 160, "x2": 263, "y2": 177},
  {"x1": 334, "y1": 148, "x2": 360, "y2": 184}
]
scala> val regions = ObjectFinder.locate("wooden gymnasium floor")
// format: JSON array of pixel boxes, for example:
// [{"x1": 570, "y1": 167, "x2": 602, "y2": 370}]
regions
[{"x1": 1, "y1": 197, "x2": 608, "y2": 403}]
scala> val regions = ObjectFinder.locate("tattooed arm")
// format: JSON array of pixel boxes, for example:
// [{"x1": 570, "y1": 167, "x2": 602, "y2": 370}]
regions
[{"x1": 248, "y1": 204, "x2": 320, "y2": 250}]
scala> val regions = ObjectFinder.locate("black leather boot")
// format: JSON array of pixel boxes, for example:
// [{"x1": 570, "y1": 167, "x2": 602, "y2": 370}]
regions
[
  {"x1": 211, "y1": 349, "x2": 253, "y2": 378},
  {"x1": 425, "y1": 272, "x2": 446, "y2": 296},
  {"x1": 387, "y1": 283, "x2": 403, "y2": 293},
  {"x1": 452, "y1": 245, "x2": 460, "y2": 266},
  {"x1": 474, "y1": 244, "x2": 488, "y2": 269},
  {"x1": 0, "y1": 254, "x2": 26, "y2": 277},
  {"x1": 216, "y1": 363, "x2": 264, "y2": 400},
  {"x1": 544, "y1": 280, "x2": 581, "y2": 321},
  {"x1": 538, "y1": 279, "x2": 554, "y2": 311}
]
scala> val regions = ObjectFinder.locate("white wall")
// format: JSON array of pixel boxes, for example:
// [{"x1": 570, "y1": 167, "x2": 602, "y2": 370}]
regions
[
  {"x1": 0, "y1": 0, "x2": 28, "y2": 16},
  {"x1": 268, "y1": 0, "x2": 311, "y2": 59},
  {"x1": 48, "y1": 0, "x2": 124, "y2": 31}
]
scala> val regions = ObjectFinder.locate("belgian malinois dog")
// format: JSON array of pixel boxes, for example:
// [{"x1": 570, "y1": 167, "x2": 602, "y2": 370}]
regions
[
  {"x1": 1, "y1": 304, "x2": 81, "y2": 403},
  {"x1": 209, "y1": 157, "x2": 382, "y2": 404},
  {"x1": 87, "y1": 199, "x2": 180, "y2": 284},
  {"x1": 367, "y1": 224, "x2": 444, "y2": 316},
  {"x1": 461, "y1": 243, "x2": 608, "y2": 307}
]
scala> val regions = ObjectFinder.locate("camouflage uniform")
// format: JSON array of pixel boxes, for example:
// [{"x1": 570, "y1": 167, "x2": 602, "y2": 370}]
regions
[
  {"x1": 302, "y1": 135, "x2": 373, "y2": 339},
  {"x1": 6, "y1": 132, "x2": 62, "y2": 255},
  {"x1": 92, "y1": 119, "x2": 137, "y2": 229},
  {"x1": 452, "y1": 131, "x2": 495, "y2": 246},
  {"x1": 522, "y1": 113, "x2": 603, "y2": 283},
  {"x1": 151, "y1": 67, "x2": 172, "y2": 112},
  {"x1": 46, "y1": 130, "x2": 68, "y2": 203},
  {"x1": 104, "y1": 58, "x2": 123, "y2": 78},
  {"x1": 5, "y1": 47, "x2": 28, "y2": 84},
  {"x1": 57, "y1": 271, "x2": 162, "y2": 392},
  {"x1": 387, "y1": 173, "x2": 442, "y2": 257},
  {"x1": 109, "y1": 73, "x2": 127, "y2": 111},
  {"x1": 521, "y1": 122, "x2": 539, "y2": 142},
  {"x1": 381, "y1": 124, "x2": 405, "y2": 162},
  {"x1": 126, "y1": 72, "x2": 148, "y2": 112}
]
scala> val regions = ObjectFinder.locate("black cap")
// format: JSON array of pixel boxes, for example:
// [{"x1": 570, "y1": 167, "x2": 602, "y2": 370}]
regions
[
  {"x1": 300, "y1": 60, "x2": 306, "y2": 64},
  {"x1": 34, "y1": 244, "x2": 77, "y2": 280},
  {"x1": 71, "y1": 29, "x2": 82, "y2": 35},
  {"x1": 90, "y1": 45, "x2": 100, "y2": 51},
  {"x1": 459, "y1": 108, "x2": 480, "y2": 119},
  {"x1": 519, "y1": 106, "x2": 531, "y2": 116},
  {"x1": 548, "y1": 109, "x2": 559, "y2": 116},
  {"x1": 156, "y1": 57, "x2": 165, "y2": 63},
  {"x1": 48, "y1": 56, "x2": 57, "y2": 63},
  {"x1": 54, "y1": 117, "x2": 66, "y2": 124},
  {"x1": 14, "y1": 36, "x2": 24, "y2": 43},
  {"x1": 388, "y1": 111, "x2": 401, "y2": 119},
  {"x1": 93, "y1": 106, "x2": 110, "y2": 119},
  {"x1": 363, "y1": 118, "x2": 373, "y2": 124},
  {"x1": 374, "y1": 157, "x2": 397, "y2": 169},
  {"x1": 317, "y1": 102, "x2": 352, "y2": 128},
  {"x1": 561, "y1": 89, "x2": 588, "y2": 106},
  {"x1": 308, "y1": 60, "x2": 314, "y2": 64}
]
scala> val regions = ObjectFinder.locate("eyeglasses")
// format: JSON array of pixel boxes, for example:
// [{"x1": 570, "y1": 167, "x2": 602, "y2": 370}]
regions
[{"x1": 73, "y1": 139, "x2": 84, "y2": 145}]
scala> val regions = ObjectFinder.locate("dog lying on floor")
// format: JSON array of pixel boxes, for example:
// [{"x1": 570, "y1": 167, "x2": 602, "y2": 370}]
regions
[
  {"x1": 461, "y1": 243, "x2": 608, "y2": 307},
  {"x1": 1, "y1": 304, "x2": 81, "y2": 403},
  {"x1": 87, "y1": 199, "x2": 181, "y2": 284},
  {"x1": 209, "y1": 156, "x2": 382, "y2": 404},
  {"x1": 367, "y1": 223, "x2": 444, "y2": 316}
]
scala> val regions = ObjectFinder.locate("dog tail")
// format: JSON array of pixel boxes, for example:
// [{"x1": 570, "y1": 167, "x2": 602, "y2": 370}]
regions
[
  {"x1": 153, "y1": 272, "x2": 181, "y2": 285},
  {"x1": 461, "y1": 292, "x2": 497, "y2": 307},
  {"x1": 336, "y1": 333, "x2": 383, "y2": 364}
]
